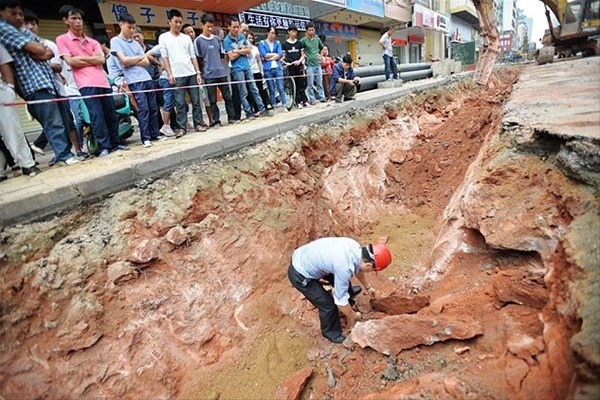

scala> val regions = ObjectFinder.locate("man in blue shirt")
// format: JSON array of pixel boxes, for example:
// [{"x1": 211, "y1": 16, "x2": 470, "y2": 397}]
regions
[
  {"x1": 330, "y1": 54, "x2": 361, "y2": 103},
  {"x1": 111, "y1": 13, "x2": 159, "y2": 148},
  {"x1": 223, "y1": 16, "x2": 271, "y2": 121},
  {"x1": 288, "y1": 237, "x2": 392, "y2": 343},
  {"x1": 0, "y1": 0, "x2": 78, "y2": 165}
]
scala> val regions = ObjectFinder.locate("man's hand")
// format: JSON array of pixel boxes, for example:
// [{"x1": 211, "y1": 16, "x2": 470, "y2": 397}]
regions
[{"x1": 168, "y1": 73, "x2": 175, "y2": 85}]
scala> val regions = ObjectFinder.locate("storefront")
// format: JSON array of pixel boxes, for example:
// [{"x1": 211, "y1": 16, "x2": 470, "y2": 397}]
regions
[
  {"x1": 411, "y1": 3, "x2": 449, "y2": 62},
  {"x1": 314, "y1": 21, "x2": 357, "y2": 61},
  {"x1": 239, "y1": 3, "x2": 311, "y2": 42}
]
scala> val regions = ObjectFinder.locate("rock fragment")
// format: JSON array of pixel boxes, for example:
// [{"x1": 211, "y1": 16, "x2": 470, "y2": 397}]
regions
[
  {"x1": 275, "y1": 367, "x2": 313, "y2": 400},
  {"x1": 165, "y1": 225, "x2": 188, "y2": 245}
]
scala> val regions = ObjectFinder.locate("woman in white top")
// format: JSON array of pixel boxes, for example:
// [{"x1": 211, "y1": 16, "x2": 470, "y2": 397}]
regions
[{"x1": 247, "y1": 31, "x2": 271, "y2": 112}]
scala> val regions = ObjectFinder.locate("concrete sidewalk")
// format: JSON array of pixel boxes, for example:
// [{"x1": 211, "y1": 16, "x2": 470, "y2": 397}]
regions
[{"x1": 0, "y1": 73, "x2": 473, "y2": 226}]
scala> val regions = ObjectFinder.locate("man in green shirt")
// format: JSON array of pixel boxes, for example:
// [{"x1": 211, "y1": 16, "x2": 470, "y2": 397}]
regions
[{"x1": 300, "y1": 22, "x2": 326, "y2": 104}]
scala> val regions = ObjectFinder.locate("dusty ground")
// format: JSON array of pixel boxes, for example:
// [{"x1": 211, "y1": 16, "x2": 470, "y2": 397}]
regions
[{"x1": 1, "y1": 63, "x2": 598, "y2": 400}]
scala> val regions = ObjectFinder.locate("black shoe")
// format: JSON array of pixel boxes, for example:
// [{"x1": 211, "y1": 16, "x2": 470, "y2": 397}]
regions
[
  {"x1": 0, "y1": 175, "x2": 7, "y2": 182},
  {"x1": 22, "y1": 165, "x2": 41, "y2": 177},
  {"x1": 335, "y1": 98, "x2": 342, "y2": 103},
  {"x1": 326, "y1": 333, "x2": 346, "y2": 344},
  {"x1": 210, "y1": 120, "x2": 221, "y2": 128},
  {"x1": 344, "y1": 97, "x2": 355, "y2": 101},
  {"x1": 349, "y1": 285, "x2": 362, "y2": 298}
]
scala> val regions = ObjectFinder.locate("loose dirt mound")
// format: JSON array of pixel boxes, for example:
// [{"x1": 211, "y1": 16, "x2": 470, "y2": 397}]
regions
[{"x1": 1, "y1": 68, "x2": 596, "y2": 399}]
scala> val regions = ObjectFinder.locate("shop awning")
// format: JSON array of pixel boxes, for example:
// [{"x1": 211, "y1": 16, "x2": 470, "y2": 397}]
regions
[{"x1": 112, "y1": 0, "x2": 268, "y2": 14}]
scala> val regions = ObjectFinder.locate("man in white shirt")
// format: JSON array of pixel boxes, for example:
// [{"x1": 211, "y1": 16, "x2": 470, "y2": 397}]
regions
[
  {"x1": 288, "y1": 237, "x2": 392, "y2": 343},
  {"x1": 379, "y1": 26, "x2": 400, "y2": 81},
  {"x1": 159, "y1": 8, "x2": 207, "y2": 136},
  {"x1": 0, "y1": 43, "x2": 39, "y2": 177}
]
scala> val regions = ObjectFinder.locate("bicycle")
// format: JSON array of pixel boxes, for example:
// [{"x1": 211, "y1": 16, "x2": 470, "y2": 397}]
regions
[{"x1": 281, "y1": 62, "x2": 296, "y2": 111}]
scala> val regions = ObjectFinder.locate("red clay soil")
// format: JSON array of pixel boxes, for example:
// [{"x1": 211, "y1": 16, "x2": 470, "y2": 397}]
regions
[{"x1": 2, "y1": 67, "x2": 592, "y2": 400}]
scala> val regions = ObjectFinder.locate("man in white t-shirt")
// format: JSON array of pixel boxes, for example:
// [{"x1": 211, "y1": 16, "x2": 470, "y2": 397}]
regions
[
  {"x1": 159, "y1": 8, "x2": 207, "y2": 136},
  {"x1": 0, "y1": 43, "x2": 39, "y2": 177},
  {"x1": 379, "y1": 26, "x2": 400, "y2": 81}
]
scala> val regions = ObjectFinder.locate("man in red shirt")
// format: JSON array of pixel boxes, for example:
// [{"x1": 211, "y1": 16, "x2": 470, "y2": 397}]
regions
[{"x1": 56, "y1": 5, "x2": 127, "y2": 156}]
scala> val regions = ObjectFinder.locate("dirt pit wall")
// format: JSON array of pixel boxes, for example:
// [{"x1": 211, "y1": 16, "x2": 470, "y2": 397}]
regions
[{"x1": 1, "y1": 67, "x2": 597, "y2": 399}]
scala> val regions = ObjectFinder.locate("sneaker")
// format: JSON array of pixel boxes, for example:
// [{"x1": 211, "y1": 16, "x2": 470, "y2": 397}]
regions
[
  {"x1": 246, "y1": 115, "x2": 256, "y2": 121},
  {"x1": 98, "y1": 149, "x2": 110, "y2": 157},
  {"x1": 160, "y1": 124, "x2": 176, "y2": 137},
  {"x1": 228, "y1": 119, "x2": 240, "y2": 125},
  {"x1": 0, "y1": 175, "x2": 7, "y2": 182},
  {"x1": 254, "y1": 112, "x2": 261, "y2": 118},
  {"x1": 195, "y1": 125, "x2": 208, "y2": 132},
  {"x1": 22, "y1": 165, "x2": 41, "y2": 177},
  {"x1": 142, "y1": 140, "x2": 152, "y2": 148},
  {"x1": 210, "y1": 120, "x2": 222, "y2": 128},
  {"x1": 30, "y1": 144, "x2": 45, "y2": 155},
  {"x1": 175, "y1": 129, "x2": 185, "y2": 138},
  {"x1": 48, "y1": 157, "x2": 58, "y2": 167},
  {"x1": 64, "y1": 156, "x2": 81, "y2": 165},
  {"x1": 319, "y1": 99, "x2": 327, "y2": 103},
  {"x1": 303, "y1": 102, "x2": 311, "y2": 108},
  {"x1": 344, "y1": 97, "x2": 356, "y2": 101},
  {"x1": 335, "y1": 98, "x2": 342, "y2": 103},
  {"x1": 115, "y1": 144, "x2": 129, "y2": 151},
  {"x1": 76, "y1": 151, "x2": 89, "y2": 159},
  {"x1": 297, "y1": 103, "x2": 304, "y2": 109},
  {"x1": 157, "y1": 136, "x2": 169, "y2": 141}
]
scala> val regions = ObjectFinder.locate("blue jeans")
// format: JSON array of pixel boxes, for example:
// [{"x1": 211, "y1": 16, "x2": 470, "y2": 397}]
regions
[
  {"x1": 231, "y1": 69, "x2": 265, "y2": 117},
  {"x1": 158, "y1": 78, "x2": 175, "y2": 113},
  {"x1": 25, "y1": 90, "x2": 74, "y2": 162},
  {"x1": 306, "y1": 65, "x2": 325, "y2": 103},
  {"x1": 79, "y1": 87, "x2": 120, "y2": 151},
  {"x1": 69, "y1": 98, "x2": 84, "y2": 147},
  {"x1": 129, "y1": 80, "x2": 159, "y2": 142},
  {"x1": 383, "y1": 54, "x2": 399, "y2": 80},
  {"x1": 264, "y1": 67, "x2": 286, "y2": 108},
  {"x1": 173, "y1": 75, "x2": 203, "y2": 131}
]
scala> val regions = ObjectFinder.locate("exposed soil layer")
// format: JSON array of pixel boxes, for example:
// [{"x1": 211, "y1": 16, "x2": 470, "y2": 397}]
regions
[{"x1": 1, "y1": 67, "x2": 597, "y2": 400}]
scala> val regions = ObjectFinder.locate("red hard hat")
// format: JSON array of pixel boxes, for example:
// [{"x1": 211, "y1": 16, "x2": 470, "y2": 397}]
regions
[{"x1": 372, "y1": 243, "x2": 392, "y2": 271}]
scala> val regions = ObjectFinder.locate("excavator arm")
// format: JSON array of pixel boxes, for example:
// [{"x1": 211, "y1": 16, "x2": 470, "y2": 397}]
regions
[{"x1": 473, "y1": 0, "x2": 500, "y2": 85}]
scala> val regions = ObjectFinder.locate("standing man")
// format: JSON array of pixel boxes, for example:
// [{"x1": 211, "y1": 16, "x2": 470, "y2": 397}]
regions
[
  {"x1": 195, "y1": 13, "x2": 236, "y2": 127},
  {"x1": 56, "y1": 5, "x2": 126, "y2": 157},
  {"x1": 300, "y1": 22, "x2": 326, "y2": 105},
  {"x1": 379, "y1": 26, "x2": 400, "y2": 81},
  {"x1": 182, "y1": 22, "x2": 213, "y2": 127},
  {"x1": 110, "y1": 13, "x2": 159, "y2": 148},
  {"x1": 330, "y1": 54, "x2": 361, "y2": 103},
  {"x1": 0, "y1": 42, "x2": 39, "y2": 176},
  {"x1": 282, "y1": 25, "x2": 309, "y2": 108},
  {"x1": 288, "y1": 237, "x2": 392, "y2": 343},
  {"x1": 223, "y1": 16, "x2": 271, "y2": 121},
  {"x1": 0, "y1": 0, "x2": 79, "y2": 166},
  {"x1": 159, "y1": 8, "x2": 207, "y2": 137}
]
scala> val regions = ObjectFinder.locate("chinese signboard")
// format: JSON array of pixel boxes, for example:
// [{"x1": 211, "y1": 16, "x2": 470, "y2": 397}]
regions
[
  {"x1": 250, "y1": 1, "x2": 311, "y2": 19},
  {"x1": 346, "y1": 0, "x2": 384, "y2": 18},
  {"x1": 413, "y1": 4, "x2": 449, "y2": 33},
  {"x1": 239, "y1": 11, "x2": 310, "y2": 31},
  {"x1": 98, "y1": 1, "x2": 203, "y2": 27},
  {"x1": 314, "y1": 21, "x2": 358, "y2": 40}
]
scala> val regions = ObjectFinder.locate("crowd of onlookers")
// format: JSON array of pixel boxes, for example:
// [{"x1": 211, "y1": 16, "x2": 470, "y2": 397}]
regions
[{"x1": 0, "y1": 0, "x2": 401, "y2": 182}]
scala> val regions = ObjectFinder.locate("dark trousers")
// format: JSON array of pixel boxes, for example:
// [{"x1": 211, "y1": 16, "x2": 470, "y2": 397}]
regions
[
  {"x1": 253, "y1": 72, "x2": 270, "y2": 110},
  {"x1": 288, "y1": 64, "x2": 308, "y2": 105},
  {"x1": 335, "y1": 82, "x2": 358, "y2": 100},
  {"x1": 79, "y1": 87, "x2": 120, "y2": 151},
  {"x1": 288, "y1": 264, "x2": 343, "y2": 341},
  {"x1": 129, "y1": 80, "x2": 159, "y2": 142},
  {"x1": 174, "y1": 74, "x2": 204, "y2": 131},
  {"x1": 204, "y1": 76, "x2": 235, "y2": 123},
  {"x1": 230, "y1": 73, "x2": 241, "y2": 121}
]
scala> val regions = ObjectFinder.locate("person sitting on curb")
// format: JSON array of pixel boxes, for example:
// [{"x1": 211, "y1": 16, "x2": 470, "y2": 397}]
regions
[
  {"x1": 330, "y1": 54, "x2": 360, "y2": 103},
  {"x1": 288, "y1": 236, "x2": 392, "y2": 343}
]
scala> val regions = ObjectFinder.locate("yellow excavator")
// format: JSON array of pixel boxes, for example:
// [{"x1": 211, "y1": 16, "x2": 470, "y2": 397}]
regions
[{"x1": 473, "y1": 0, "x2": 600, "y2": 85}]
